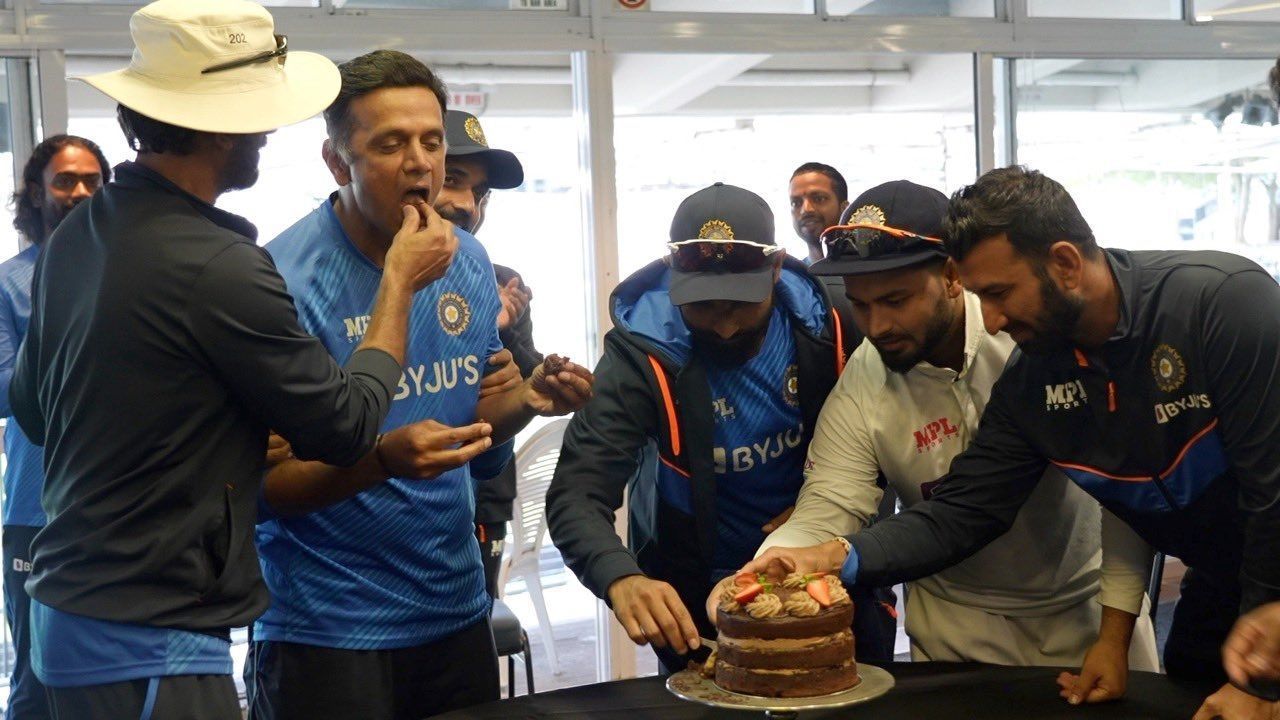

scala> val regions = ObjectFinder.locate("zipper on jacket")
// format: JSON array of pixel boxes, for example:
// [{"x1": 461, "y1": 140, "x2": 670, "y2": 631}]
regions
[
  {"x1": 1107, "y1": 381, "x2": 1117, "y2": 413},
  {"x1": 1150, "y1": 474, "x2": 1180, "y2": 511}
]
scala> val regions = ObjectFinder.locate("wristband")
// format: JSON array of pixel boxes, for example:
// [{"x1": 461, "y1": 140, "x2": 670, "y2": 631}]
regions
[{"x1": 831, "y1": 535, "x2": 852, "y2": 563}]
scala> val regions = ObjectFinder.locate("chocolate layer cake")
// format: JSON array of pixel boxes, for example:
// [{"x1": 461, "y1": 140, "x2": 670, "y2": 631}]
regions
[{"x1": 710, "y1": 573, "x2": 858, "y2": 698}]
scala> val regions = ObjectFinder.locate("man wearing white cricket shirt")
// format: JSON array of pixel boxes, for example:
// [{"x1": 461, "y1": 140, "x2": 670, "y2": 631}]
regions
[{"x1": 750, "y1": 180, "x2": 1159, "y2": 700}]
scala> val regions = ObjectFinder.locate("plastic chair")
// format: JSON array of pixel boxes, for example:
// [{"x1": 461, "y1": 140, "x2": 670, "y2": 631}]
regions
[{"x1": 497, "y1": 418, "x2": 570, "y2": 676}]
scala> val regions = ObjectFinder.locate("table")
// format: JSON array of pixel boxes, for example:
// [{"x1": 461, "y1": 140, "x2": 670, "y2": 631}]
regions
[{"x1": 434, "y1": 662, "x2": 1222, "y2": 719}]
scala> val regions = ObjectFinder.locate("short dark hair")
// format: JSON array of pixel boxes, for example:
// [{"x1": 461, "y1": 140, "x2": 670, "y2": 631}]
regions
[
  {"x1": 13, "y1": 134, "x2": 111, "y2": 244},
  {"x1": 943, "y1": 166, "x2": 1097, "y2": 262},
  {"x1": 324, "y1": 50, "x2": 449, "y2": 153},
  {"x1": 117, "y1": 104, "x2": 201, "y2": 156},
  {"x1": 790, "y1": 162, "x2": 848, "y2": 204},
  {"x1": 1270, "y1": 57, "x2": 1280, "y2": 107}
]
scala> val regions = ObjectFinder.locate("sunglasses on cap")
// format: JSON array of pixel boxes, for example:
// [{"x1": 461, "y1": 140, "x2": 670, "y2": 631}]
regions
[
  {"x1": 665, "y1": 239, "x2": 783, "y2": 273},
  {"x1": 202, "y1": 34, "x2": 289, "y2": 75},
  {"x1": 819, "y1": 223, "x2": 943, "y2": 261}
]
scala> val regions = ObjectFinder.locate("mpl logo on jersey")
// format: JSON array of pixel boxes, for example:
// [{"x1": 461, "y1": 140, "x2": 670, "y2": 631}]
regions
[
  {"x1": 343, "y1": 314, "x2": 371, "y2": 343},
  {"x1": 712, "y1": 397, "x2": 736, "y2": 422},
  {"x1": 394, "y1": 355, "x2": 482, "y2": 400},
  {"x1": 913, "y1": 416, "x2": 959, "y2": 454},
  {"x1": 1045, "y1": 380, "x2": 1088, "y2": 411}
]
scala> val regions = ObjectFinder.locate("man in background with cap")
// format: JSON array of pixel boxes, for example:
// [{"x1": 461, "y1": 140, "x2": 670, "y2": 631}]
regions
[
  {"x1": 8, "y1": 2, "x2": 456, "y2": 717},
  {"x1": 789, "y1": 162, "x2": 848, "y2": 265},
  {"x1": 548, "y1": 182, "x2": 895, "y2": 674},
  {"x1": 435, "y1": 108, "x2": 544, "y2": 599},
  {"x1": 728, "y1": 180, "x2": 1158, "y2": 695},
  {"x1": 251, "y1": 50, "x2": 593, "y2": 719},
  {"x1": 0, "y1": 133, "x2": 110, "y2": 720}
]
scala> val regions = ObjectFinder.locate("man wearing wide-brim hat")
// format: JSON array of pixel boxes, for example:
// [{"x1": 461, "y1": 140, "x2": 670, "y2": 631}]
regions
[{"x1": 8, "y1": 1, "x2": 457, "y2": 717}]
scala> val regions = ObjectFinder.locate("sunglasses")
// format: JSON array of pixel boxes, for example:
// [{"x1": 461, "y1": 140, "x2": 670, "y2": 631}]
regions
[
  {"x1": 820, "y1": 223, "x2": 943, "y2": 260},
  {"x1": 202, "y1": 34, "x2": 289, "y2": 75},
  {"x1": 665, "y1": 239, "x2": 783, "y2": 273}
]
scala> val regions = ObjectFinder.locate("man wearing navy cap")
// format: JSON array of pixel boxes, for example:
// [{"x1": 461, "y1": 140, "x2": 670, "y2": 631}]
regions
[
  {"x1": 729, "y1": 180, "x2": 1158, "y2": 697},
  {"x1": 547, "y1": 183, "x2": 895, "y2": 673}
]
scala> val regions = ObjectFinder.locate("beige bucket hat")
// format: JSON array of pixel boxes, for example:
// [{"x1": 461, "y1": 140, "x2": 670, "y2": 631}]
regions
[{"x1": 77, "y1": 0, "x2": 339, "y2": 134}]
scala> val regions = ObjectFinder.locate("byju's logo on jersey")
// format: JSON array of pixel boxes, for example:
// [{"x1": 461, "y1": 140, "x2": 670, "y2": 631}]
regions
[
  {"x1": 782, "y1": 364, "x2": 799, "y2": 408},
  {"x1": 438, "y1": 292, "x2": 472, "y2": 336},
  {"x1": 395, "y1": 355, "x2": 482, "y2": 400},
  {"x1": 343, "y1": 314, "x2": 371, "y2": 343},
  {"x1": 712, "y1": 422, "x2": 805, "y2": 474},
  {"x1": 1151, "y1": 344, "x2": 1187, "y2": 393},
  {"x1": 1045, "y1": 380, "x2": 1087, "y2": 411},
  {"x1": 1154, "y1": 393, "x2": 1211, "y2": 425}
]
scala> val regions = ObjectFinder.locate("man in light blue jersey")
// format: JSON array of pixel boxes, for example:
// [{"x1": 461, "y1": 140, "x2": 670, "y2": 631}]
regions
[
  {"x1": 248, "y1": 50, "x2": 593, "y2": 720},
  {"x1": 0, "y1": 134, "x2": 109, "y2": 720}
]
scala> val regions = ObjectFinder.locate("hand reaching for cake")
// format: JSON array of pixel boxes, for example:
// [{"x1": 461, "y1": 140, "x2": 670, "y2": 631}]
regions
[
  {"x1": 737, "y1": 539, "x2": 849, "y2": 583},
  {"x1": 607, "y1": 574, "x2": 702, "y2": 655}
]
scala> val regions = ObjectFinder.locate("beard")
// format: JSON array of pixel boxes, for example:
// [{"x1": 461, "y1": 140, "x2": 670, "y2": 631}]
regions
[
  {"x1": 42, "y1": 196, "x2": 85, "y2": 238},
  {"x1": 874, "y1": 292, "x2": 957, "y2": 374},
  {"x1": 436, "y1": 205, "x2": 476, "y2": 234},
  {"x1": 220, "y1": 134, "x2": 266, "y2": 192},
  {"x1": 691, "y1": 324, "x2": 769, "y2": 367},
  {"x1": 1014, "y1": 270, "x2": 1084, "y2": 355}
]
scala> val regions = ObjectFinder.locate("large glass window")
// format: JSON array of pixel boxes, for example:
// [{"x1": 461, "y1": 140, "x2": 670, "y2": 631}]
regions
[
  {"x1": 647, "y1": 0, "x2": 815, "y2": 13},
  {"x1": 0, "y1": 60, "x2": 20, "y2": 258},
  {"x1": 1193, "y1": 0, "x2": 1280, "y2": 22},
  {"x1": 614, "y1": 52, "x2": 976, "y2": 276},
  {"x1": 827, "y1": 0, "x2": 995, "y2": 17},
  {"x1": 1027, "y1": 0, "x2": 1182, "y2": 19},
  {"x1": 41, "y1": 0, "x2": 318, "y2": 5},
  {"x1": 1014, "y1": 58, "x2": 1280, "y2": 275},
  {"x1": 341, "y1": 0, "x2": 573, "y2": 9}
]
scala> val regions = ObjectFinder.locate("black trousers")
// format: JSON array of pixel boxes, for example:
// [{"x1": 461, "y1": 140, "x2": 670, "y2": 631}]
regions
[
  {"x1": 1164, "y1": 565, "x2": 1239, "y2": 685},
  {"x1": 3, "y1": 524, "x2": 51, "y2": 720},
  {"x1": 45, "y1": 675, "x2": 239, "y2": 720},
  {"x1": 246, "y1": 616, "x2": 499, "y2": 720}
]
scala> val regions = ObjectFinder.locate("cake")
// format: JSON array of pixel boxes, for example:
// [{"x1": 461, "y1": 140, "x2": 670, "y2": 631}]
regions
[{"x1": 707, "y1": 571, "x2": 858, "y2": 698}]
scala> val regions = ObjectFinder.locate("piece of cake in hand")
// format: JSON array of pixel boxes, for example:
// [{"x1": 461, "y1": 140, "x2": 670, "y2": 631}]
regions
[{"x1": 712, "y1": 572, "x2": 858, "y2": 698}]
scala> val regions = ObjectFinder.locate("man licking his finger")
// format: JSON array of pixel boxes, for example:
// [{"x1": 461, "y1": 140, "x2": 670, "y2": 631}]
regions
[{"x1": 247, "y1": 51, "x2": 594, "y2": 720}]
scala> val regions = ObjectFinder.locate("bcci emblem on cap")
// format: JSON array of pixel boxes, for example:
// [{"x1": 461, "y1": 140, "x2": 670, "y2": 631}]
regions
[
  {"x1": 464, "y1": 116, "x2": 487, "y2": 147},
  {"x1": 698, "y1": 219, "x2": 735, "y2": 240},
  {"x1": 783, "y1": 364, "x2": 799, "y2": 408},
  {"x1": 1151, "y1": 343, "x2": 1186, "y2": 393},
  {"x1": 438, "y1": 292, "x2": 472, "y2": 336}
]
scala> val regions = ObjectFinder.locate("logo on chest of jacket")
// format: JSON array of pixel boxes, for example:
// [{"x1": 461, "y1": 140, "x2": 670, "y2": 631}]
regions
[
  {"x1": 1151, "y1": 344, "x2": 1187, "y2": 393},
  {"x1": 712, "y1": 397, "x2": 736, "y2": 421},
  {"x1": 1044, "y1": 380, "x2": 1088, "y2": 411},
  {"x1": 913, "y1": 417, "x2": 959, "y2": 453},
  {"x1": 438, "y1": 292, "x2": 472, "y2": 336},
  {"x1": 783, "y1": 364, "x2": 799, "y2": 408}
]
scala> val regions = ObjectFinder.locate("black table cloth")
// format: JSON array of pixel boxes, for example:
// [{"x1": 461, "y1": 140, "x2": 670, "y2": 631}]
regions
[{"x1": 434, "y1": 662, "x2": 1222, "y2": 719}]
